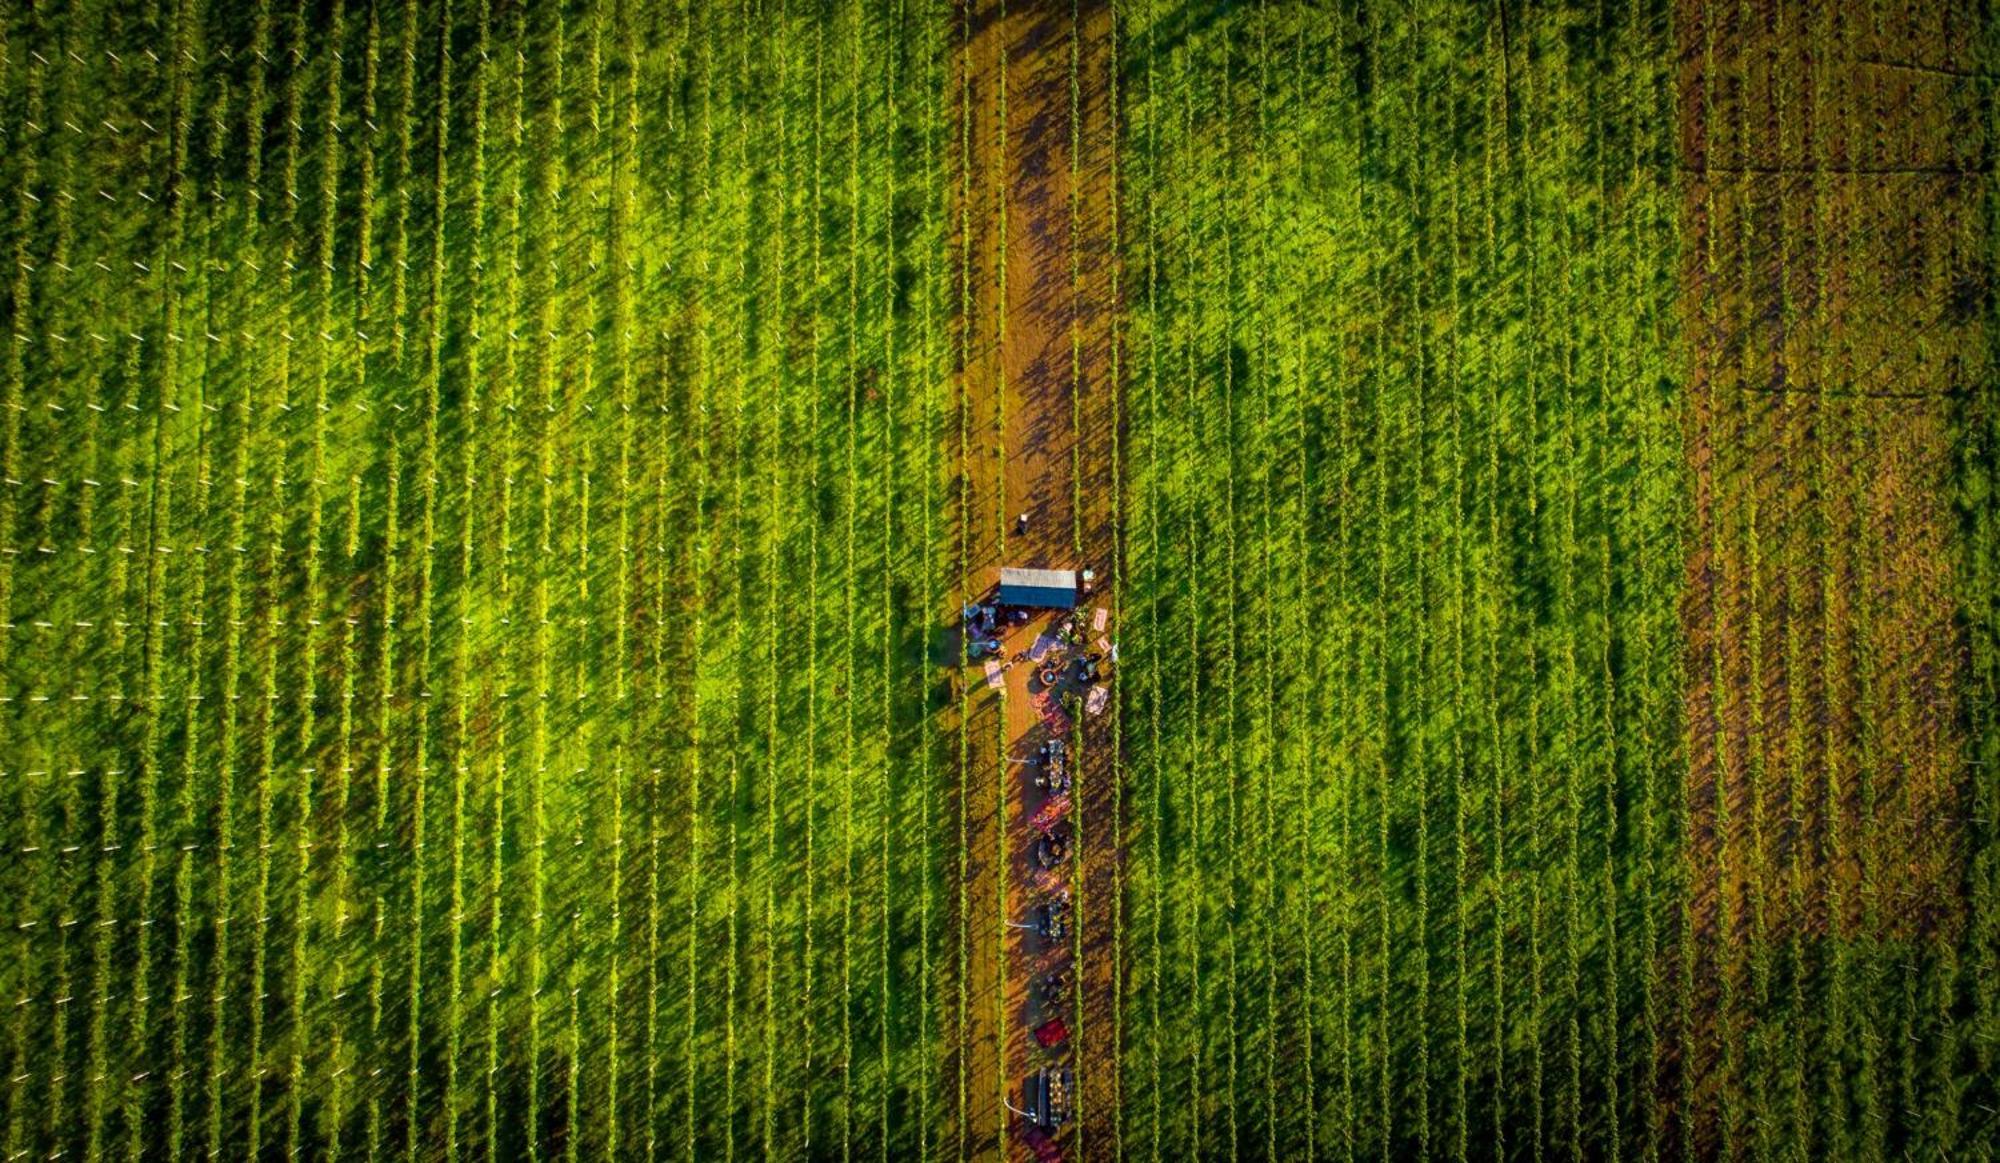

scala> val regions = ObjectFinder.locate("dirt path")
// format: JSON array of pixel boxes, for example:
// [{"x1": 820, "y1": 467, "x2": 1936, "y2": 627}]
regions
[
  {"x1": 1673, "y1": 0, "x2": 1982, "y2": 1151},
  {"x1": 945, "y1": 1, "x2": 1120, "y2": 1159}
]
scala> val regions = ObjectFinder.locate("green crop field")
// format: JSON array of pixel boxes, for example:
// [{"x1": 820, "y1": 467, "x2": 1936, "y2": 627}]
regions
[
  {"x1": 1117, "y1": 2, "x2": 1999, "y2": 1159},
  {"x1": 1, "y1": 0, "x2": 952, "y2": 1158},
  {"x1": 1119, "y1": 2, "x2": 1689, "y2": 1157},
  {"x1": 2, "y1": 1, "x2": 1996, "y2": 1161}
]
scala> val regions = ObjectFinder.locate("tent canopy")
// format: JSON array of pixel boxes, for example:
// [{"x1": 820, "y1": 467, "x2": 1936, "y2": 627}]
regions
[{"x1": 998, "y1": 567, "x2": 1078, "y2": 609}]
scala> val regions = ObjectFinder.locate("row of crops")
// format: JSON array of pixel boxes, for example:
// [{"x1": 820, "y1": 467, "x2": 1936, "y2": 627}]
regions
[
  {"x1": 0, "y1": 0, "x2": 953, "y2": 1158},
  {"x1": 1116, "y1": 0, "x2": 2000, "y2": 1160}
]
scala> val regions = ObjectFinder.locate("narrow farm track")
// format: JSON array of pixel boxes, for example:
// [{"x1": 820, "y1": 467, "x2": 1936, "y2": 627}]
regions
[
  {"x1": 948, "y1": 0, "x2": 1120, "y2": 1159},
  {"x1": 1674, "y1": 0, "x2": 1989, "y2": 1154}
]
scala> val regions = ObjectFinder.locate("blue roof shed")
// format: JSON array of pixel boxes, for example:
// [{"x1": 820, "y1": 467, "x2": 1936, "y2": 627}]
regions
[{"x1": 997, "y1": 567, "x2": 1078, "y2": 609}]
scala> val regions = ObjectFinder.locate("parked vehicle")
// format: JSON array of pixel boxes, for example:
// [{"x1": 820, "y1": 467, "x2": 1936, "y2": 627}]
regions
[{"x1": 1022, "y1": 1066, "x2": 1075, "y2": 1132}]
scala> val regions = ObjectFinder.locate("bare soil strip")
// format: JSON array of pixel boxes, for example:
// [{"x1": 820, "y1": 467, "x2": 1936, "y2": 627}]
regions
[
  {"x1": 1673, "y1": 0, "x2": 1981, "y2": 1150},
  {"x1": 945, "y1": 0, "x2": 1121, "y2": 1159}
]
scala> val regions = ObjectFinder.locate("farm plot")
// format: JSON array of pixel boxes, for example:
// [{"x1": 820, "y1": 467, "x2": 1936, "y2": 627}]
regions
[
  {"x1": 1675, "y1": 0, "x2": 1999, "y2": 1155},
  {"x1": 0, "y1": 1, "x2": 952, "y2": 1159},
  {"x1": 1122, "y1": 0, "x2": 1680, "y2": 1155},
  {"x1": 1115, "y1": 1, "x2": 2000, "y2": 1160},
  {"x1": 5, "y1": 0, "x2": 2000, "y2": 1160}
]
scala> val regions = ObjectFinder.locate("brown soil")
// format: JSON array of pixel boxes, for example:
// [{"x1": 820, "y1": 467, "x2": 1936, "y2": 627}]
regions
[
  {"x1": 942, "y1": 1, "x2": 1121, "y2": 1160},
  {"x1": 1672, "y1": 0, "x2": 1982, "y2": 1149}
]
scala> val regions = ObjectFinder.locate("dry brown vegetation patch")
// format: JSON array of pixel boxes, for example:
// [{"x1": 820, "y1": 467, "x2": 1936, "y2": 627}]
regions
[{"x1": 1673, "y1": 0, "x2": 1984, "y2": 1146}]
